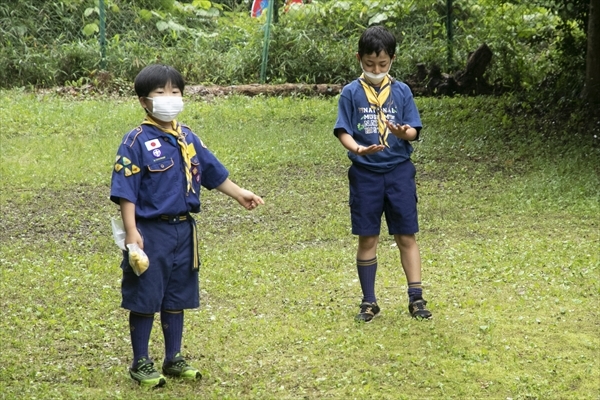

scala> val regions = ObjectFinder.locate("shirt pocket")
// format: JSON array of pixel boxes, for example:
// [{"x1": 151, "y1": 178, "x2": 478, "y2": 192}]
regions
[
  {"x1": 148, "y1": 158, "x2": 175, "y2": 172},
  {"x1": 146, "y1": 158, "x2": 178, "y2": 202}
]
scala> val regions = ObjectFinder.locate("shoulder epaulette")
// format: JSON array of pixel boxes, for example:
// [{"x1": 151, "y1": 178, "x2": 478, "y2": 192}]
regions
[
  {"x1": 180, "y1": 124, "x2": 198, "y2": 140},
  {"x1": 123, "y1": 126, "x2": 144, "y2": 147},
  {"x1": 180, "y1": 124, "x2": 193, "y2": 135}
]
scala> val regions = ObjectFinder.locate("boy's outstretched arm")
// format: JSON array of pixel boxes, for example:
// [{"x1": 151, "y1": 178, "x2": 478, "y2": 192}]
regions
[
  {"x1": 216, "y1": 178, "x2": 265, "y2": 210},
  {"x1": 337, "y1": 131, "x2": 385, "y2": 155}
]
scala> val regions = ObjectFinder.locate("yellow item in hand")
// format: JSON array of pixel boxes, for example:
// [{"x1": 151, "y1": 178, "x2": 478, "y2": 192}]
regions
[{"x1": 127, "y1": 243, "x2": 150, "y2": 276}]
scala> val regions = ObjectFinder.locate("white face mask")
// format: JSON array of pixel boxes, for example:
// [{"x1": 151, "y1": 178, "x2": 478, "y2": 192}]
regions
[
  {"x1": 146, "y1": 96, "x2": 184, "y2": 122},
  {"x1": 360, "y1": 61, "x2": 393, "y2": 84}
]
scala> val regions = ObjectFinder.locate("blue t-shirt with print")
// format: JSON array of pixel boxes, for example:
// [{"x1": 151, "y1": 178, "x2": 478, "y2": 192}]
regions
[
  {"x1": 333, "y1": 78, "x2": 422, "y2": 173},
  {"x1": 110, "y1": 123, "x2": 229, "y2": 219}
]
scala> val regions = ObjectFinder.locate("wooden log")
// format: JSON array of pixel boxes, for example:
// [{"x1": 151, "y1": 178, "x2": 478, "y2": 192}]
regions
[{"x1": 186, "y1": 83, "x2": 344, "y2": 98}]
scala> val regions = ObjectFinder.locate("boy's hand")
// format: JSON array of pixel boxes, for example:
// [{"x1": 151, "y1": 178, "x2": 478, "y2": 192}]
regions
[
  {"x1": 236, "y1": 189, "x2": 265, "y2": 211},
  {"x1": 357, "y1": 144, "x2": 385, "y2": 155},
  {"x1": 216, "y1": 179, "x2": 264, "y2": 210},
  {"x1": 385, "y1": 121, "x2": 417, "y2": 141},
  {"x1": 125, "y1": 229, "x2": 144, "y2": 250}
]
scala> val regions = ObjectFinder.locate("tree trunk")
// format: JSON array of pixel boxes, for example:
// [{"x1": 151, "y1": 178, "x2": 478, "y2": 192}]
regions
[
  {"x1": 582, "y1": 0, "x2": 600, "y2": 103},
  {"x1": 453, "y1": 43, "x2": 493, "y2": 95}
]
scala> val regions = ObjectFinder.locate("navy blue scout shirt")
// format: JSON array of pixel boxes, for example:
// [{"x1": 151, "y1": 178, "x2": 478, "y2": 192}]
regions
[
  {"x1": 334, "y1": 79, "x2": 422, "y2": 173},
  {"x1": 110, "y1": 123, "x2": 229, "y2": 218}
]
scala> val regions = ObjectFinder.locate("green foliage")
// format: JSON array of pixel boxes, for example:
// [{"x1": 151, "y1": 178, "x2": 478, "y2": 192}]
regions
[
  {"x1": 429, "y1": 0, "x2": 552, "y2": 90},
  {"x1": 0, "y1": 0, "x2": 588, "y2": 91},
  {"x1": 542, "y1": 0, "x2": 589, "y2": 96}
]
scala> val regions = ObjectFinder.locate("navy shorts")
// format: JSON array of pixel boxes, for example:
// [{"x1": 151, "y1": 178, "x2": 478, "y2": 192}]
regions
[
  {"x1": 120, "y1": 218, "x2": 199, "y2": 314},
  {"x1": 348, "y1": 160, "x2": 419, "y2": 236}
]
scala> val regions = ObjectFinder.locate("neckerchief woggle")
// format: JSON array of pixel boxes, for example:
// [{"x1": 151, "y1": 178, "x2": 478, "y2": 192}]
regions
[
  {"x1": 359, "y1": 74, "x2": 392, "y2": 148},
  {"x1": 142, "y1": 117, "x2": 195, "y2": 194}
]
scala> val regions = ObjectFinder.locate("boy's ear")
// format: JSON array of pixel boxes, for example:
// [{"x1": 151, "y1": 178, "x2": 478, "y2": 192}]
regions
[
  {"x1": 355, "y1": 53, "x2": 361, "y2": 62},
  {"x1": 138, "y1": 97, "x2": 150, "y2": 111}
]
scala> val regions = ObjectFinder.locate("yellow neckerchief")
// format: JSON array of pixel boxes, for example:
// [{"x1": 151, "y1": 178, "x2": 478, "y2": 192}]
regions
[
  {"x1": 142, "y1": 117, "x2": 195, "y2": 194},
  {"x1": 359, "y1": 74, "x2": 392, "y2": 147}
]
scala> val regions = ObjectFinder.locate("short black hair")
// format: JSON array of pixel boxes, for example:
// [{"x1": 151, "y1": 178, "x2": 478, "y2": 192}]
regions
[
  {"x1": 134, "y1": 64, "x2": 185, "y2": 98},
  {"x1": 358, "y1": 25, "x2": 396, "y2": 59}
]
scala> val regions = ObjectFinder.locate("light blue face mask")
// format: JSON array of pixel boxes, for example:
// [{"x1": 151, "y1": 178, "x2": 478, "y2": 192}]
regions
[{"x1": 360, "y1": 61, "x2": 393, "y2": 84}]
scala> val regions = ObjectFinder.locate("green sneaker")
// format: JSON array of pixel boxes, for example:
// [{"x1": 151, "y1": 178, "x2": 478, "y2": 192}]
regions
[
  {"x1": 162, "y1": 353, "x2": 202, "y2": 380},
  {"x1": 129, "y1": 358, "x2": 166, "y2": 388}
]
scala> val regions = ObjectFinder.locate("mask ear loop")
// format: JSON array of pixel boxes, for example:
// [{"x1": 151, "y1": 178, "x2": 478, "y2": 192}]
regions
[{"x1": 143, "y1": 97, "x2": 153, "y2": 115}]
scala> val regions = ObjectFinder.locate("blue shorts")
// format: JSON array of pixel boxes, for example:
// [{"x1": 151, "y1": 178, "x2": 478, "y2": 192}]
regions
[
  {"x1": 348, "y1": 160, "x2": 419, "y2": 236},
  {"x1": 120, "y1": 218, "x2": 199, "y2": 314}
]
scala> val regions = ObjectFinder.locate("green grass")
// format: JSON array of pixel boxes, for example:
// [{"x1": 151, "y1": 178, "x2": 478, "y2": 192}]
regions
[{"x1": 0, "y1": 90, "x2": 598, "y2": 399}]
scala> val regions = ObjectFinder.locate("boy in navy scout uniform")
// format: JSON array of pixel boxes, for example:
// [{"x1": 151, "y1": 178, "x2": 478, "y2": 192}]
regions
[
  {"x1": 333, "y1": 26, "x2": 432, "y2": 322},
  {"x1": 110, "y1": 64, "x2": 264, "y2": 388}
]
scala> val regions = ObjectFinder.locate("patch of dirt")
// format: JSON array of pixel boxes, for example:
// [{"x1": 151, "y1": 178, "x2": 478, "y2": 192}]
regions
[{"x1": 0, "y1": 184, "x2": 116, "y2": 248}]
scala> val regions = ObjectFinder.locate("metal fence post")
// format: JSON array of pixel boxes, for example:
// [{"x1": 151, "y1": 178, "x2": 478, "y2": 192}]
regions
[
  {"x1": 259, "y1": 0, "x2": 274, "y2": 84},
  {"x1": 446, "y1": 0, "x2": 453, "y2": 68},
  {"x1": 99, "y1": 0, "x2": 106, "y2": 70}
]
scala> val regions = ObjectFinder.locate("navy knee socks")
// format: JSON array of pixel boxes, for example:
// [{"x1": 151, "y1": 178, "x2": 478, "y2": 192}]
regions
[
  {"x1": 408, "y1": 281, "x2": 423, "y2": 303},
  {"x1": 357, "y1": 257, "x2": 378, "y2": 303},
  {"x1": 129, "y1": 312, "x2": 154, "y2": 367},
  {"x1": 161, "y1": 310, "x2": 184, "y2": 362}
]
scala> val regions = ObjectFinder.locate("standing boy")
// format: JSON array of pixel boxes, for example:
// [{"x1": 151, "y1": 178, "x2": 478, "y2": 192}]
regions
[
  {"x1": 110, "y1": 64, "x2": 264, "y2": 387},
  {"x1": 333, "y1": 26, "x2": 432, "y2": 322}
]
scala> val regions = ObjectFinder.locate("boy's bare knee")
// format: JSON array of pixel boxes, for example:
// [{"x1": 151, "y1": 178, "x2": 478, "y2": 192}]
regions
[
  {"x1": 394, "y1": 234, "x2": 416, "y2": 248},
  {"x1": 358, "y1": 235, "x2": 379, "y2": 250}
]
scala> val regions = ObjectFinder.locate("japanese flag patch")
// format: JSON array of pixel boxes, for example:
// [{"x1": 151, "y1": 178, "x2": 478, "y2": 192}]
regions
[{"x1": 145, "y1": 139, "x2": 161, "y2": 151}]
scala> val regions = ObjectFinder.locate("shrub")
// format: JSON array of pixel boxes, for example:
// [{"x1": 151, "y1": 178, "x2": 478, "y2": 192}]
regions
[{"x1": 0, "y1": 0, "x2": 585, "y2": 92}]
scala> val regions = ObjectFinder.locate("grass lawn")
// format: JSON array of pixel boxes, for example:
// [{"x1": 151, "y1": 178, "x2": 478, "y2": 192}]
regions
[{"x1": 0, "y1": 90, "x2": 598, "y2": 399}]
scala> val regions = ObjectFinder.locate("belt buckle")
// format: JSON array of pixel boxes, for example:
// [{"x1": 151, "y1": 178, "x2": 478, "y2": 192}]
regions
[{"x1": 169, "y1": 216, "x2": 178, "y2": 224}]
